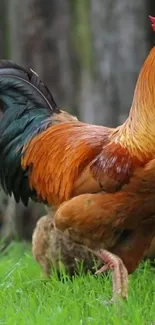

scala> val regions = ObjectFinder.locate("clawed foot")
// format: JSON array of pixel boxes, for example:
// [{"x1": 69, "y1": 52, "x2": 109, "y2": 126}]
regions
[{"x1": 93, "y1": 249, "x2": 128, "y2": 303}]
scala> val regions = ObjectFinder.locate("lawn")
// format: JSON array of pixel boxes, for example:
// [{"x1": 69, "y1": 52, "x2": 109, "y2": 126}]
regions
[{"x1": 0, "y1": 243, "x2": 154, "y2": 325}]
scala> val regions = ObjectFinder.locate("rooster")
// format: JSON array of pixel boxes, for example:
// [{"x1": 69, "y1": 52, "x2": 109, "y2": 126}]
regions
[{"x1": 0, "y1": 15, "x2": 155, "y2": 301}]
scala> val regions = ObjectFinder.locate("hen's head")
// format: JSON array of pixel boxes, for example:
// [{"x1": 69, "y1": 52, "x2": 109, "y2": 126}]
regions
[{"x1": 149, "y1": 15, "x2": 155, "y2": 31}]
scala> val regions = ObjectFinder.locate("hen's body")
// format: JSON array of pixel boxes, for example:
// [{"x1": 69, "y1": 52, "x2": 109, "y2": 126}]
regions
[
  {"x1": 55, "y1": 159, "x2": 155, "y2": 274},
  {"x1": 32, "y1": 214, "x2": 99, "y2": 276}
]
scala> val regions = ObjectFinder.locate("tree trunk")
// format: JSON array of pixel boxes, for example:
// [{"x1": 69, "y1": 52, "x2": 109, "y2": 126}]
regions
[
  {"x1": 0, "y1": 191, "x2": 45, "y2": 247},
  {"x1": 0, "y1": 0, "x2": 9, "y2": 58},
  {"x1": 8, "y1": 0, "x2": 75, "y2": 111},
  {"x1": 89, "y1": 0, "x2": 149, "y2": 126},
  {"x1": 14, "y1": 201, "x2": 45, "y2": 241}
]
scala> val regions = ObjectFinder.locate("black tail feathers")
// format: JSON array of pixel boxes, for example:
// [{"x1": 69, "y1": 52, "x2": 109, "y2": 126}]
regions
[
  {"x1": 0, "y1": 60, "x2": 60, "y2": 115},
  {"x1": 0, "y1": 60, "x2": 60, "y2": 205}
]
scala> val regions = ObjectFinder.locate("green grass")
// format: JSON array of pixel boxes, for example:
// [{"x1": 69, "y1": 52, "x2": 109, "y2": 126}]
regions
[{"x1": 0, "y1": 243, "x2": 155, "y2": 325}]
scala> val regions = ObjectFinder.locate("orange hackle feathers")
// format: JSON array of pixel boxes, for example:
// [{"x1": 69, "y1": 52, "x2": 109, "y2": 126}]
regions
[{"x1": 112, "y1": 47, "x2": 155, "y2": 161}]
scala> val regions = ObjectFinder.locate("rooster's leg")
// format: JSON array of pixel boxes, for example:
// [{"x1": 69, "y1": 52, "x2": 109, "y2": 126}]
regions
[{"x1": 92, "y1": 249, "x2": 128, "y2": 301}]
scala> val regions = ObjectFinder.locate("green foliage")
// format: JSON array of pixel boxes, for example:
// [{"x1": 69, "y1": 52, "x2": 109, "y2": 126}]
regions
[
  {"x1": 71, "y1": 0, "x2": 93, "y2": 75},
  {"x1": 0, "y1": 242, "x2": 155, "y2": 325}
]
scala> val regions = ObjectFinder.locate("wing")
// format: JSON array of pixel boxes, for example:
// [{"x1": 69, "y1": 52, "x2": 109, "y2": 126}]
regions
[
  {"x1": 89, "y1": 142, "x2": 143, "y2": 192},
  {"x1": 22, "y1": 122, "x2": 110, "y2": 205}
]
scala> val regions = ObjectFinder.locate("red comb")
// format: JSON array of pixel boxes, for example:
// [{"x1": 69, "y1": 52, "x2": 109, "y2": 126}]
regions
[{"x1": 149, "y1": 15, "x2": 155, "y2": 31}]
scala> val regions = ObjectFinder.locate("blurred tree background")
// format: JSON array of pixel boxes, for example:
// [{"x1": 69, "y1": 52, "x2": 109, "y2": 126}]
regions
[{"x1": 0, "y1": 0, "x2": 154, "y2": 244}]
